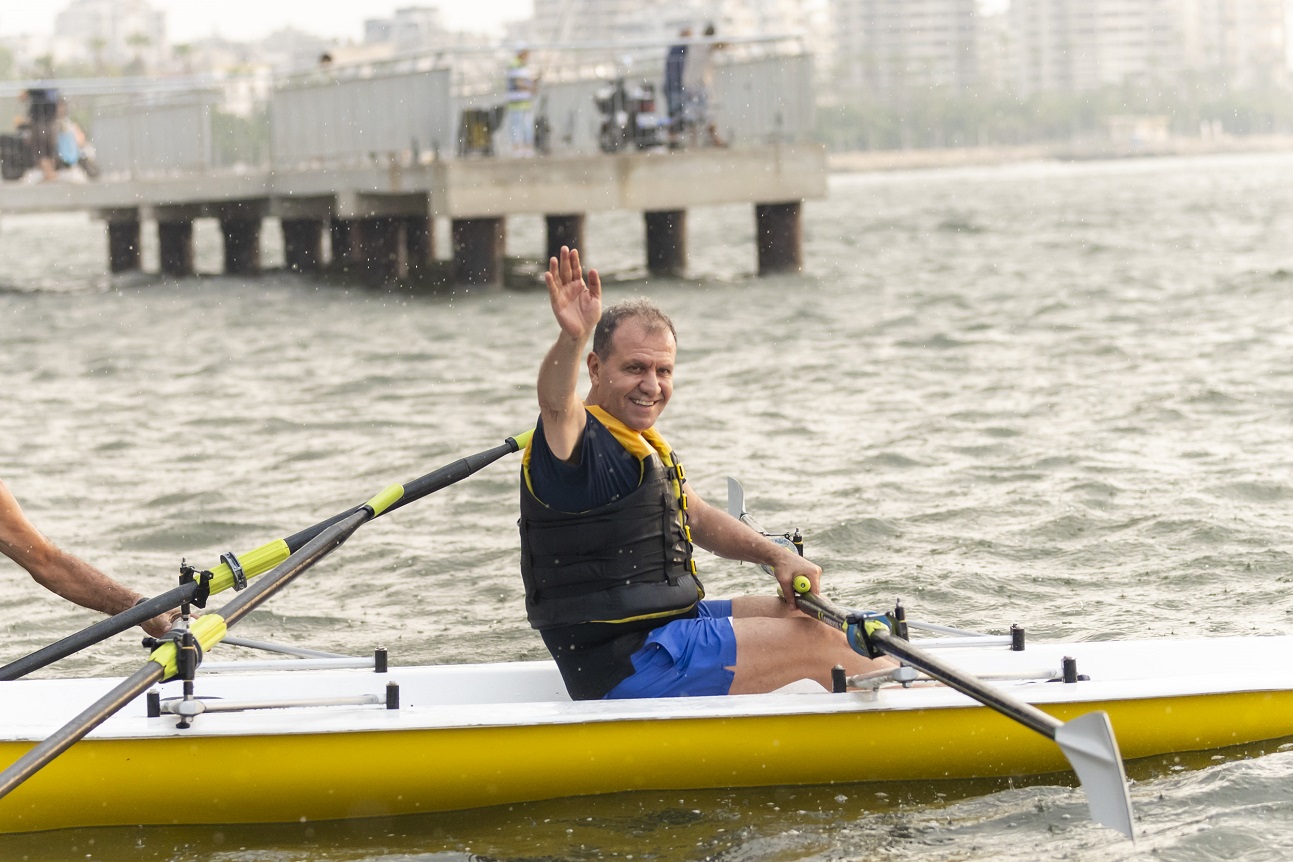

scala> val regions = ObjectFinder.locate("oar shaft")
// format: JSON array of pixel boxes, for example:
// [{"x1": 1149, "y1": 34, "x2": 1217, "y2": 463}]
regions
[
  {"x1": 0, "y1": 663, "x2": 164, "y2": 800},
  {"x1": 796, "y1": 591, "x2": 1060, "y2": 738},
  {"x1": 0, "y1": 433, "x2": 530, "y2": 681},
  {"x1": 222, "y1": 509, "x2": 370, "y2": 628},
  {"x1": 0, "y1": 504, "x2": 374, "y2": 804},
  {"x1": 870, "y1": 629, "x2": 1060, "y2": 739},
  {"x1": 280, "y1": 439, "x2": 519, "y2": 550},
  {"x1": 0, "y1": 587, "x2": 197, "y2": 682}
]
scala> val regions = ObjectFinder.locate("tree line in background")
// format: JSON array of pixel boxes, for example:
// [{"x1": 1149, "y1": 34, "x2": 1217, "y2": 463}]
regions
[{"x1": 817, "y1": 75, "x2": 1293, "y2": 151}]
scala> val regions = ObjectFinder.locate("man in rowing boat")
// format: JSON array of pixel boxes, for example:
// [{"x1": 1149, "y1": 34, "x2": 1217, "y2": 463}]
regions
[
  {"x1": 520, "y1": 247, "x2": 892, "y2": 700},
  {"x1": 0, "y1": 479, "x2": 179, "y2": 637}
]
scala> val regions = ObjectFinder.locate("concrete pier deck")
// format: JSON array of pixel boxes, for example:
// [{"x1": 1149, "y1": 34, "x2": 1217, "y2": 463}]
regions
[{"x1": 0, "y1": 144, "x2": 825, "y2": 284}]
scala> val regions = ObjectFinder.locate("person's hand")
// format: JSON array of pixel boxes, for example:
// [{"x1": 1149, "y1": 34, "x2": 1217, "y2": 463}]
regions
[
  {"x1": 141, "y1": 608, "x2": 196, "y2": 638},
  {"x1": 774, "y1": 553, "x2": 822, "y2": 613},
  {"x1": 545, "y1": 246, "x2": 601, "y2": 343}
]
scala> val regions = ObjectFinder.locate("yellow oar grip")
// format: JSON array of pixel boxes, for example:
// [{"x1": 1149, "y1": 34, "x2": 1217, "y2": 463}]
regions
[
  {"x1": 149, "y1": 614, "x2": 229, "y2": 679},
  {"x1": 792, "y1": 575, "x2": 812, "y2": 595},
  {"x1": 366, "y1": 483, "x2": 404, "y2": 516},
  {"x1": 511, "y1": 428, "x2": 535, "y2": 450},
  {"x1": 206, "y1": 539, "x2": 291, "y2": 594}
]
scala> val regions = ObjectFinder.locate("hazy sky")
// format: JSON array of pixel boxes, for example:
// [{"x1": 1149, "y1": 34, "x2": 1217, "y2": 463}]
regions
[{"x1": 0, "y1": 1, "x2": 536, "y2": 42}]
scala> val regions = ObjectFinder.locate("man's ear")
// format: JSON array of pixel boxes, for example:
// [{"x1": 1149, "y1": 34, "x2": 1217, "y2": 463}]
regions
[{"x1": 587, "y1": 351, "x2": 600, "y2": 386}]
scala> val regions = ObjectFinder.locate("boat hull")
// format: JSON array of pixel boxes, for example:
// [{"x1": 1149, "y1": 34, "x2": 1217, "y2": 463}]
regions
[{"x1": 2, "y1": 636, "x2": 1291, "y2": 834}]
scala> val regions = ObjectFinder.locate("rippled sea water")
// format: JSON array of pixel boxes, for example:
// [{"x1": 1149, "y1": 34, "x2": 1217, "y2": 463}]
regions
[{"x1": 3, "y1": 151, "x2": 1293, "y2": 860}]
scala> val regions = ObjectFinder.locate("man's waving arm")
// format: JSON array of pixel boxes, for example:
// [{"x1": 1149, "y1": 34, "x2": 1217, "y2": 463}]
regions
[{"x1": 538, "y1": 246, "x2": 601, "y2": 462}]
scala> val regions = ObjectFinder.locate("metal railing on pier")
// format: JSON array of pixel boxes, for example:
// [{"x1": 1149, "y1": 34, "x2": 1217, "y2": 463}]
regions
[
  {"x1": 15, "y1": 35, "x2": 814, "y2": 180},
  {"x1": 269, "y1": 68, "x2": 455, "y2": 167}
]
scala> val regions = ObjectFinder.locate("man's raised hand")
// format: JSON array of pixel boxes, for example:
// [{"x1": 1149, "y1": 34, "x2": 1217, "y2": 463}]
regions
[{"x1": 545, "y1": 246, "x2": 602, "y2": 343}]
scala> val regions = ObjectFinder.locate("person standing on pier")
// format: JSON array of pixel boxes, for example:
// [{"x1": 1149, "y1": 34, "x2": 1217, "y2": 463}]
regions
[
  {"x1": 663, "y1": 28, "x2": 690, "y2": 147},
  {"x1": 20, "y1": 87, "x2": 60, "y2": 181},
  {"x1": 517, "y1": 247, "x2": 893, "y2": 701},
  {"x1": 0, "y1": 479, "x2": 179, "y2": 637},
  {"x1": 505, "y1": 46, "x2": 539, "y2": 157},
  {"x1": 682, "y1": 23, "x2": 725, "y2": 147}
]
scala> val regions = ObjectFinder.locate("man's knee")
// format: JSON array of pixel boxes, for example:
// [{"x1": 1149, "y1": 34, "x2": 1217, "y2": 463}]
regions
[{"x1": 731, "y1": 594, "x2": 794, "y2": 619}]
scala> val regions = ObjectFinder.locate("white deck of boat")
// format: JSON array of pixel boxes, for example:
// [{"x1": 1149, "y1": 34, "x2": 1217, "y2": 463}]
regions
[{"x1": 2, "y1": 636, "x2": 1291, "y2": 742}]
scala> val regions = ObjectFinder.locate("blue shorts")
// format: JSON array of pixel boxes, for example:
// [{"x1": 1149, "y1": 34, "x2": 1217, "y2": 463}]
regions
[{"x1": 604, "y1": 600, "x2": 736, "y2": 699}]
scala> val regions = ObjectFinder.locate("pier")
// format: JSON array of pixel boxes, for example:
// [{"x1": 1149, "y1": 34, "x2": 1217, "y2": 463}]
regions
[{"x1": 0, "y1": 40, "x2": 823, "y2": 286}]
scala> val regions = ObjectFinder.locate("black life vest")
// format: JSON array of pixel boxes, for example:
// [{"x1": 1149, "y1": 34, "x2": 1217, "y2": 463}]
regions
[{"x1": 518, "y1": 410, "x2": 703, "y2": 631}]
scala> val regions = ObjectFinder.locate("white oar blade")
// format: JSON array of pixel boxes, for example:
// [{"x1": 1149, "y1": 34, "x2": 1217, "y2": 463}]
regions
[
  {"x1": 725, "y1": 477, "x2": 745, "y2": 520},
  {"x1": 1054, "y1": 711, "x2": 1135, "y2": 839}
]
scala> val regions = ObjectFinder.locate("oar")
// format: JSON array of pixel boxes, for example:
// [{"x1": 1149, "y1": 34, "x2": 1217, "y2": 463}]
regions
[
  {"x1": 0, "y1": 431, "x2": 533, "y2": 681},
  {"x1": 0, "y1": 480, "x2": 402, "y2": 803},
  {"x1": 725, "y1": 477, "x2": 801, "y2": 570},
  {"x1": 794, "y1": 587, "x2": 1135, "y2": 839}
]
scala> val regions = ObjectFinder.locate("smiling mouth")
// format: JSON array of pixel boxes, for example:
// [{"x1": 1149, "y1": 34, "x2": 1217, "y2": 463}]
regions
[{"x1": 630, "y1": 398, "x2": 656, "y2": 407}]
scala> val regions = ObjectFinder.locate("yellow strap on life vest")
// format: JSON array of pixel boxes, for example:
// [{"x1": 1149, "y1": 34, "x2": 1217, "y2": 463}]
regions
[
  {"x1": 587, "y1": 407, "x2": 692, "y2": 564},
  {"x1": 522, "y1": 406, "x2": 659, "y2": 495},
  {"x1": 524, "y1": 407, "x2": 692, "y2": 557}
]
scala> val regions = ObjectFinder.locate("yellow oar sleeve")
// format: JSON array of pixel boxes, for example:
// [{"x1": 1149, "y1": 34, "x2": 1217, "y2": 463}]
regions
[
  {"x1": 148, "y1": 614, "x2": 229, "y2": 680},
  {"x1": 206, "y1": 539, "x2": 291, "y2": 594},
  {"x1": 366, "y1": 484, "x2": 404, "y2": 517}
]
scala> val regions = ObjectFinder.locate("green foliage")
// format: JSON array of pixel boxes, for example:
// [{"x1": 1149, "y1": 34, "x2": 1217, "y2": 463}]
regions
[
  {"x1": 817, "y1": 79, "x2": 1293, "y2": 150},
  {"x1": 211, "y1": 108, "x2": 270, "y2": 168}
]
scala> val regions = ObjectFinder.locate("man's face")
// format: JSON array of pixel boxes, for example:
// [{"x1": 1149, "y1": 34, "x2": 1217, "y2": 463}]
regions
[{"x1": 589, "y1": 318, "x2": 676, "y2": 432}]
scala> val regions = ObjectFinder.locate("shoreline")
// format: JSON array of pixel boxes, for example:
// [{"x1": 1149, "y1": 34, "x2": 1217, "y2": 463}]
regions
[{"x1": 827, "y1": 133, "x2": 1293, "y2": 173}]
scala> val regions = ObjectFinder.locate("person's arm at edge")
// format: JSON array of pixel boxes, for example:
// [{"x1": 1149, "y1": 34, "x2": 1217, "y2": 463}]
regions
[
  {"x1": 538, "y1": 246, "x2": 601, "y2": 462},
  {"x1": 0, "y1": 481, "x2": 180, "y2": 637},
  {"x1": 682, "y1": 481, "x2": 822, "y2": 606}
]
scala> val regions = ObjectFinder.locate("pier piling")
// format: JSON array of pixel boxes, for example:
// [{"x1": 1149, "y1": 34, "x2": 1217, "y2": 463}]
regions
[
  {"x1": 404, "y1": 216, "x2": 434, "y2": 271},
  {"x1": 755, "y1": 202, "x2": 803, "y2": 275},
  {"x1": 107, "y1": 219, "x2": 141, "y2": 274},
  {"x1": 645, "y1": 210, "x2": 687, "y2": 277},
  {"x1": 451, "y1": 217, "x2": 505, "y2": 286},
  {"x1": 282, "y1": 219, "x2": 324, "y2": 272},
  {"x1": 157, "y1": 220, "x2": 195, "y2": 277},
  {"x1": 358, "y1": 217, "x2": 408, "y2": 283},
  {"x1": 329, "y1": 219, "x2": 361, "y2": 271},
  {"x1": 545, "y1": 214, "x2": 586, "y2": 263},
  {"x1": 221, "y1": 218, "x2": 262, "y2": 275}
]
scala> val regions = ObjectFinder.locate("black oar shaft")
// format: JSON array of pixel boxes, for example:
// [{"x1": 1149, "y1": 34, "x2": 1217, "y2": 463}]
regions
[
  {"x1": 797, "y1": 590, "x2": 1133, "y2": 838},
  {"x1": 280, "y1": 439, "x2": 518, "y2": 550},
  {"x1": 223, "y1": 509, "x2": 370, "y2": 628},
  {"x1": 0, "y1": 505, "x2": 373, "y2": 804},
  {"x1": 870, "y1": 629, "x2": 1060, "y2": 739},
  {"x1": 0, "y1": 434, "x2": 528, "y2": 681},
  {"x1": 0, "y1": 587, "x2": 198, "y2": 682},
  {"x1": 0, "y1": 663, "x2": 164, "y2": 800},
  {"x1": 796, "y1": 591, "x2": 1060, "y2": 738}
]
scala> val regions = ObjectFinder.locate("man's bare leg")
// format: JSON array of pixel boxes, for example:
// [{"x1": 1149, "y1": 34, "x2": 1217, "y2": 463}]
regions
[{"x1": 726, "y1": 595, "x2": 894, "y2": 694}]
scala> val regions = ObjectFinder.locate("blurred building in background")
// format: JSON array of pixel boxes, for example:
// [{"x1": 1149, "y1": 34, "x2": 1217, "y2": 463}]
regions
[
  {"x1": 832, "y1": 0, "x2": 979, "y2": 99},
  {"x1": 828, "y1": 0, "x2": 1287, "y2": 99},
  {"x1": 52, "y1": 0, "x2": 167, "y2": 73},
  {"x1": 1008, "y1": 0, "x2": 1285, "y2": 94},
  {"x1": 528, "y1": 0, "x2": 812, "y2": 45},
  {"x1": 363, "y1": 6, "x2": 452, "y2": 53}
]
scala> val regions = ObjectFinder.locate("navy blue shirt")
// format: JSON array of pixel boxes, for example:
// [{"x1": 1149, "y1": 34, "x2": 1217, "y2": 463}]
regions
[{"x1": 528, "y1": 412, "x2": 642, "y2": 513}]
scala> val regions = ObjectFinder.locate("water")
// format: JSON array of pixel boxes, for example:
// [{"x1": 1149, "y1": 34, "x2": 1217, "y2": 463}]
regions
[{"x1": 4, "y1": 151, "x2": 1293, "y2": 859}]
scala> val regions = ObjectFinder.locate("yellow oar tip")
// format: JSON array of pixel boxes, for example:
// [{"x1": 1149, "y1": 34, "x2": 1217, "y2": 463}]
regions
[{"x1": 792, "y1": 575, "x2": 812, "y2": 595}]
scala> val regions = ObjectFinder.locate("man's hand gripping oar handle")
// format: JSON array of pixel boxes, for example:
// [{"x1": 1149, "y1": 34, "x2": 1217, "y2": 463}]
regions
[
  {"x1": 0, "y1": 431, "x2": 533, "y2": 681},
  {"x1": 794, "y1": 585, "x2": 1136, "y2": 840}
]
